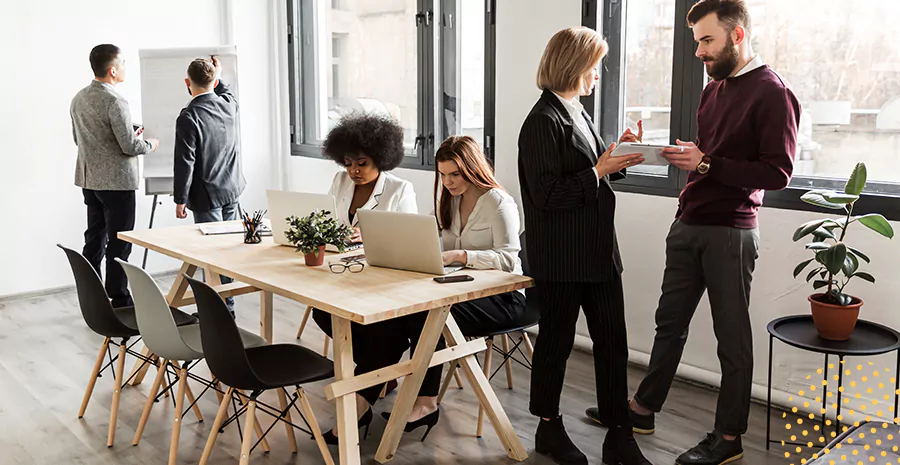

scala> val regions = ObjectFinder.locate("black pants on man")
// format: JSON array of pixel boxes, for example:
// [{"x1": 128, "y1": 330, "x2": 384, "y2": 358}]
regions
[
  {"x1": 529, "y1": 277, "x2": 631, "y2": 427},
  {"x1": 633, "y1": 220, "x2": 759, "y2": 436},
  {"x1": 82, "y1": 189, "x2": 136, "y2": 308}
]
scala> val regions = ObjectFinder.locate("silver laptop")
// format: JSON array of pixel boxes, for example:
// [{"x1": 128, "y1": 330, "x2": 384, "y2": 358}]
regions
[
  {"x1": 265, "y1": 189, "x2": 363, "y2": 251},
  {"x1": 266, "y1": 190, "x2": 335, "y2": 246},
  {"x1": 357, "y1": 210, "x2": 464, "y2": 275}
]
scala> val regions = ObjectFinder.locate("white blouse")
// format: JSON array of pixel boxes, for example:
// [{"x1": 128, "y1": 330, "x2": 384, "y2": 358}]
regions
[
  {"x1": 328, "y1": 171, "x2": 418, "y2": 227},
  {"x1": 441, "y1": 188, "x2": 523, "y2": 275}
]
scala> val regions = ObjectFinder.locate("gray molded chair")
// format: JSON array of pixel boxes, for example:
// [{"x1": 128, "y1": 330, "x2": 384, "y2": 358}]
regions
[{"x1": 117, "y1": 259, "x2": 270, "y2": 464}]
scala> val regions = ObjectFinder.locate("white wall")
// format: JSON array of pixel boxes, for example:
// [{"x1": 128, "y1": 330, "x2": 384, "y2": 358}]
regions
[{"x1": 0, "y1": 0, "x2": 277, "y2": 296}]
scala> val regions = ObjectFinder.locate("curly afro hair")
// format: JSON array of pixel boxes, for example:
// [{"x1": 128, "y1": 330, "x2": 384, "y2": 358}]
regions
[{"x1": 322, "y1": 112, "x2": 405, "y2": 171}]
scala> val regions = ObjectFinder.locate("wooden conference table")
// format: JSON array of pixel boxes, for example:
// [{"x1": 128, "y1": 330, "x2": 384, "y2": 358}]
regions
[{"x1": 119, "y1": 222, "x2": 533, "y2": 464}]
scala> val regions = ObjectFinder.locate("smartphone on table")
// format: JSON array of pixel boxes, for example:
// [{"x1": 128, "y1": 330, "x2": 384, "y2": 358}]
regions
[{"x1": 433, "y1": 274, "x2": 474, "y2": 284}]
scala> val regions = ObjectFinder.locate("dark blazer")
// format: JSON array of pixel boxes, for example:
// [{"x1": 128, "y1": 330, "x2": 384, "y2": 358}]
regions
[
  {"x1": 517, "y1": 89, "x2": 625, "y2": 283},
  {"x1": 174, "y1": 80, "x2": 246, "y2": 212}
]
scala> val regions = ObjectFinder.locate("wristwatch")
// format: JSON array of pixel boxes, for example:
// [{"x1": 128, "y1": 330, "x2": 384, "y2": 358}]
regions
[{"x1": 696, "y1": 155, "x2": 710, "y2": 174}]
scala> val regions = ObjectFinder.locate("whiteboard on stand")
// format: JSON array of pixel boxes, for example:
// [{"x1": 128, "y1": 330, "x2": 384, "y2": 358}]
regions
[{"x1": 138, "y1": 45, "x2": 240, "y2": 187}]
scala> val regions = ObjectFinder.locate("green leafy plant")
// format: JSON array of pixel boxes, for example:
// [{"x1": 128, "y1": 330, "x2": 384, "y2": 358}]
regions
[
  {"x1": 284, "y1": 210, "x2": 353, "y2": 257},
  {"x1": 792, "y1": 162, "x2": 894, "y2": 306}
]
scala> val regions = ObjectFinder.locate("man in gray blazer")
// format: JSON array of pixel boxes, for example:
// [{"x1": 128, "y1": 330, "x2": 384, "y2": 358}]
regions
[
  {"x1": 71, "y1": 44, "x2": 159, "y2": 308},
  {"x1": 174, "y1": 56, "x2": 245, "y2": 315}
]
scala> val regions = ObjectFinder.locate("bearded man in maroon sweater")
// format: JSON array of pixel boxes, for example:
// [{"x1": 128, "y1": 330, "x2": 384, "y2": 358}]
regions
[{"x1": 585, "y1": 1, "x2": 801, "y2": 464}]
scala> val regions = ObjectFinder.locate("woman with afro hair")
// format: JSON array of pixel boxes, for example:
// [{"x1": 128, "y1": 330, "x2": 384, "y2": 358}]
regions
[
  {"x1": 323, "y1": 111, "x2": 417, "y2": 237},
  {"x1": 311, "y1": 111, "x2": 417, "y2": 444}
]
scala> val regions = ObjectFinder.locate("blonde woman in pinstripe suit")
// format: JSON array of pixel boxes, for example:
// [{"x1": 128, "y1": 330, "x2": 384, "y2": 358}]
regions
[{"x1": 518, "y1": 27, "x2": 649, "y2": 465}]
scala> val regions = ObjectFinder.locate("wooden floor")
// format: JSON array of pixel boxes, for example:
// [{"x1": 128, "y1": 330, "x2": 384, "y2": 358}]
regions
[{"x1": 0, "y1": 274, "x2": 798, "y2": 465}]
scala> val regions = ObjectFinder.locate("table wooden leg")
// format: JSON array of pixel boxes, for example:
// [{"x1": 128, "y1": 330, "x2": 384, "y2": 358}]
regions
[
  {"x1": 443, "y1": 316, "x2": 528, "y2": 462},
  {"x1": 260, "y1": 291, "x2": 273, "y2": 343},
  {"x1": 375, "y1": 306, "x2": 451, "y2": 463},
  {"x1": 332, "y1": 315, "x2": 360, "y2": 465},
  {"x1": 204, "y1": 266, "x2": 223, "y2": 286}
]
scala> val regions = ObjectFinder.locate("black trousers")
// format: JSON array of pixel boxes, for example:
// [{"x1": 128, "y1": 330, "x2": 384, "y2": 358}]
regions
[
  {"x1": 633, "y1": 220, "x2": 758, "y2": 436},
  {"x1": 311, "y1": 309, "x2": 408, "y2": 405},
  {"x1": 82, "y1": 189, "x2": 136, "y2": 308},
  {"x1": 406, "y1": 291, "x2": 527, "y2": 397},
  {"x1": 529, "y1": 277, "x2": 630, "y2": 427}
]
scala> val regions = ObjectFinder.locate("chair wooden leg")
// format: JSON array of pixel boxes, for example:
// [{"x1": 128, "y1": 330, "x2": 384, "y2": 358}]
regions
[
  {"x1": 296, "y1": 306, "x2": 312, "y2": 339},
  {"x1": 107, "y1": 339, "x2": 128, "y2": 447},
  {"x1": 238, "y1": 390, "x2": 270, "y2": 453},
  {"x1": 476, "y1": 337, "x2": 494, "y2": 438},
  {"x1": 276, "y1": 388, "x2": 298, "y2": 453},
  {"x1": 454, "y1": 368, "x2": 464, "y2": 389},
  {"x1": 171, "y1": 360, "x2": 203, "y2": 422},
  {"x1": 200, "y1": 386, "x2": 233, "y2": 465},
  {"x1": 168, "y1": 365, "x2": 189, "y2": 465},
  {"x1": 213, "y1": 379, "x2": 224, "y2": 406},
  {"x1": 133, "y1": 357, "x2": 168, "y2": 445},
  {"x1": 437, "y1": 361, "x2": 459, "y2": 405},
  {"x1": 297, "y1": 387, "x2": 335, "y2": 465},
  {"x1": 79, "y1": 337, "x2": 110, "y2": 418},
  {"x1": 523, "y1": 331, "x2": 535, "y2": 359},
  {"x1": 502, "y1": 334, "x2": 514, "y2": 389},
  {"x1": 322, "y1": 335, "x2": 331, "y2": 357},
  {"x1": 238, "y1": 400, "x2": 257, "y2": 465}
]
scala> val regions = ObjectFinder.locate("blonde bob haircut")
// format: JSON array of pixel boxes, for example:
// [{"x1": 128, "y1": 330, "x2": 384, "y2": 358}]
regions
[{"x1": 536, "y1": 27, "x2": 608, "y2": 93}]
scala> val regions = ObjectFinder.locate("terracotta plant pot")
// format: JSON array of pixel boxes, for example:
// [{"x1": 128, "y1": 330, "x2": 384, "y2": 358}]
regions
[
  {"x1": 304, "y1": 245, "x2": 326, "y2": 266},
  {"x1": 809, "y1": 293, "x2": 863, "y2": 341}
]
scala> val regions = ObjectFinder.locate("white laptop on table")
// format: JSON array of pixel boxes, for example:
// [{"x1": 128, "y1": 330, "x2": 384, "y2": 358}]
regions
[
  {"x1": 265, "y1": 189, "x2": 362, "y2": 251},
  {"x1": 357, "y1": 209, "x2": 464, "y2": 275}
]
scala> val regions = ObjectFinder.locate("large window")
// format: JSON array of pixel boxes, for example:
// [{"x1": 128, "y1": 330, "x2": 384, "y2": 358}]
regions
[
  {"x1": 591, "y1": 0, "x2": 900, "y2": 219},
  {"x1": 288, "y1": 0, "x2": 496, "y2": 168}
]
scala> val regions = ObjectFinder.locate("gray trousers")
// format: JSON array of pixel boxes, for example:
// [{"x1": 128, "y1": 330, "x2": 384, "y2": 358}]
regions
[
  {"x1": 193, "y1": 201, "x2": 239, "y2": 311},
  {"x1": 634, "y1": 220, "x2": 759, "y2": 436}
]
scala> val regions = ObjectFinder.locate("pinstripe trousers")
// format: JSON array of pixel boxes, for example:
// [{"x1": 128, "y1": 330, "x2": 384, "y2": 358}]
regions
[{"x1": 529, "y1": 276, "x2": 630, "y2": 427}]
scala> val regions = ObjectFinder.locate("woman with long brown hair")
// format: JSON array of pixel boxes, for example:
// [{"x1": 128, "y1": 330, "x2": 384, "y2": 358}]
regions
[{"x1": 381, "y1": 135, "x2": 527, "y2": 439}]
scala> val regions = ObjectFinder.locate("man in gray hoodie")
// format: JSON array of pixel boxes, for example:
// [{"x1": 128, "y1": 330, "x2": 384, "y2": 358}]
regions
[{"x1": 71, "y1": 44, "x2": 159, "y2": 307}]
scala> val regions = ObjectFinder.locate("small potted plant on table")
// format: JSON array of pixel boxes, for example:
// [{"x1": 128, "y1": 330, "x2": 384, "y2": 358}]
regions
[
  {"x1": 285, "y1": 210, "x2": 353, "y2": 266},
  {"x1": 792, "y1": 162, "x2": 894, "y2": 340}
]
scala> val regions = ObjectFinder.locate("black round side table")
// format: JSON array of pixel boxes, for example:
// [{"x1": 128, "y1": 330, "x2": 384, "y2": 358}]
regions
[{"x1": 765, "y1": 315, "x2": 900, "y2": 450}]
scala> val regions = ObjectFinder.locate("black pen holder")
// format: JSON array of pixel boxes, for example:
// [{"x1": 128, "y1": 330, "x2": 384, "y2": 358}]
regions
[{"x1": 243, "y1": 222, "x2": 262, "y2": 244}]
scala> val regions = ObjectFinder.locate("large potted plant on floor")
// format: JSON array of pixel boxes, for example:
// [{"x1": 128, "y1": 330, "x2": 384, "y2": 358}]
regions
[
  {"x1": 285, "y1": 210, "x2": 353, "y2": 266},
  {"x1": 792, "y1": 162, "x2": 894, "y2": 340}
]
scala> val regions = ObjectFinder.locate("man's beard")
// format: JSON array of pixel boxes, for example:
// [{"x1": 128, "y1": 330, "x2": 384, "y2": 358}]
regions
[{"x1": 704, "y1": 37, "x2": 739, "y2": 81}]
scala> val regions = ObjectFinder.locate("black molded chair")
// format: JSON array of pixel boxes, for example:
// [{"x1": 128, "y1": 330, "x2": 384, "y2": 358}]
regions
[
  {"x1": 435, "y1": 232, "x2": 540, "y2": 437},
  {"x1": 57, "y1": 244, "x2": 197, "y2": 447},
  {"x1": 185, "y1": 275, "x2": 336, "y2": 465}
]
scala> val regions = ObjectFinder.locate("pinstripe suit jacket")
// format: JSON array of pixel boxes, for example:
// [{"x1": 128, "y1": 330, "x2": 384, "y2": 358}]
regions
[{"x1": 517, "y1": 89, "x2": 625, "y2": 283}]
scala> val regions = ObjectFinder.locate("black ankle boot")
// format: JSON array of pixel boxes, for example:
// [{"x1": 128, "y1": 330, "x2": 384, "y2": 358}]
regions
[
  {"x1": 534, "y1": 416, "x2": 588, "y2": 465},
  {"x1": 602, "y1": 426, "x2": 652, "y2": 465}
]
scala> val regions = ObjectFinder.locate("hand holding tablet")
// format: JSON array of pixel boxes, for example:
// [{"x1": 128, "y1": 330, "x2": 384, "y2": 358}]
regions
[{"x1": 610, "y1": 142, "x2": 681, "y2": 166}]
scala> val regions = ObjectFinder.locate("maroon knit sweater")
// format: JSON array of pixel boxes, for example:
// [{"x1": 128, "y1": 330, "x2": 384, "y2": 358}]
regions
[{"x1": 676, "y1": 65, "x2": 801, "y2": 229}]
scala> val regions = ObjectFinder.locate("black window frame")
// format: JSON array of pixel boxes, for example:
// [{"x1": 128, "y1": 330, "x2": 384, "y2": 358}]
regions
[
  {"x1": 586, "y1": 0, "x2": 900, "y2": 221},
  {"x1": 286, "y1": 0, "x2": 497, "y2": 170}
]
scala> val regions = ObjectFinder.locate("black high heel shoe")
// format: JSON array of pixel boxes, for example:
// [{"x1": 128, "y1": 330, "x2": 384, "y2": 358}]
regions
[
  {"x1": 321, "y1": 407, "x2": 373, "y2": 445},
  {"x1": 380, "y1": 408, "x2": 440, "y2": 442}
]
